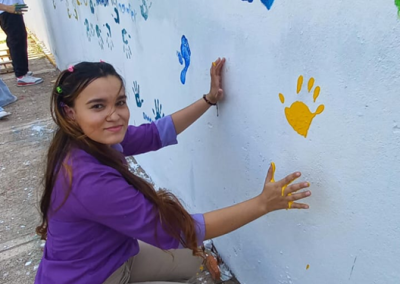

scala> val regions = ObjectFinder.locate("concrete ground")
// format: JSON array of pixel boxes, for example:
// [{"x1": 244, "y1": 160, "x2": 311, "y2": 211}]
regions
[{"x1": 0, "y1": 33, "x2": 239, "y2": 284}]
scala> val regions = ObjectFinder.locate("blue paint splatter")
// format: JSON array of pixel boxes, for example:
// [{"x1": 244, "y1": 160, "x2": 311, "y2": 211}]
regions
[
  {"x1": 152, "y1": 99, "x2": 164, "y2": 120},
  {"x1": 177, "y1": 35, "x2": 191, "y2": 85},
  {"x1": 140, "y1": 0, "x2": 152, "y2": 20},
  {"x1": 113, "y1": 7, "x2": 120, "y2": 24},
  {"x1": 96, "y1": 0, "x2": 109, "y2": 6},
  {"x1": 260, "y1": 0, "x2": 274, "y2": 10},
  {"x1": 143, "y1": 112, "x2": 153, "y2": 122},
  {"x1": 242, "y1": 0, "x2": 275, "y2": 10},
  {"x1": 132, "y1": 81, "x2": 143, "y2": 107},
  {"x1": 122, "y1": 28, "x2": 131, "y2": 44},
  {"x1": 89, "y1": 0, "x2": 95, "y2": 14},
  {"x1": 84, "y1": 19, "x2": 95, "y2": 41}
]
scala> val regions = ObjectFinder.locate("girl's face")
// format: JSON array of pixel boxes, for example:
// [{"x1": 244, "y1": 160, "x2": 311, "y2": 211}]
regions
[{"x1": 69, "y1": 75, "x2": 130, "y2": 145}]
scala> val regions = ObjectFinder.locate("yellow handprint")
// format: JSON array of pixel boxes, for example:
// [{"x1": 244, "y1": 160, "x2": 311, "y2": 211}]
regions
[{"x1": 279, "y1": 75, "x2": 325, "y2": 138}]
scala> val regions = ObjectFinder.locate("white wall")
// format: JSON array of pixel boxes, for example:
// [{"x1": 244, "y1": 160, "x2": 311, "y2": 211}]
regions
[{"x1": 25, "y1": 0, "x2": 400, "y2": 283}]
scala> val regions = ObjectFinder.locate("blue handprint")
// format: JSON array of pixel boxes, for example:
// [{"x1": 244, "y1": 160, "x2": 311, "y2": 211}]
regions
[
  {"x1": 132, "y1": 81, "x2": 143, "y2": 107},
  {"x1": 140, "y1": 0, "x2": 152, "y2": 20},
  {"x1": 152, "y1": 99, "x2": 164, "y2": 120},
  {"x1": 84, "y1": 19, "x2": 95, "y2": 41},
  {"x1": 122, "y1": 29, "x2": 132, "y2": 59},
  {"x1": 104, "y1": 23, "x2": 114, "y2": 50},
  {"x1": 96, "y1": 0, "x2": 109, "y2": 6},
  {"x1": 95, "y1": 25, "x2": 104, "y2": 49},
  {"x1": 177, "y1": 35, "x2": 191, "y2": 85}
]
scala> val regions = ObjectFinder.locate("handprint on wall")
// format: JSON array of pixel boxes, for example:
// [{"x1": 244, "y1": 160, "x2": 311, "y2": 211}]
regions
[
  {"x1": 122, "y1": 28, "x2": 132, "y2": 59},
  {"x1": 279, "y1": 75, "x2": 325, "y2": 138},
  {"x1": 152, "y1": 99, "x2": 165, "y2": 120},
  {"x1": 132, "y1": 81, "x2": 144, "y2": 107}
]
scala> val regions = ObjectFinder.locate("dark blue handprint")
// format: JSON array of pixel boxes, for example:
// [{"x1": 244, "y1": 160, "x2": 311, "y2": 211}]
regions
[
  {"x1": 140, "y1": 0, "x2": 152, "y2": 20},
  {"x1": 152, "y1": 99, "x2": 164, "y2": 121},
  {"x1": 177, "y1": 35, "x2": 191, "y2": 85},
  {"x1": 132, "y1": 81, "x2": 143, "y2": 107}
]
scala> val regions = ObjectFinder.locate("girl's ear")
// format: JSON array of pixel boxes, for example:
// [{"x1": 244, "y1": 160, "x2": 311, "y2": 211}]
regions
[{"x1": 64, "y1": 105, "x2": 76, "y2": 120}]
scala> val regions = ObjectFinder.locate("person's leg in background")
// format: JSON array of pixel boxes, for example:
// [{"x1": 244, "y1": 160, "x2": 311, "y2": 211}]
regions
[
  {"x1": 0, "y1": 12, "x2": 43, "y2": 86},
  {"x1": 0, "y1": 106, "x2": 11, "y2": 119}
]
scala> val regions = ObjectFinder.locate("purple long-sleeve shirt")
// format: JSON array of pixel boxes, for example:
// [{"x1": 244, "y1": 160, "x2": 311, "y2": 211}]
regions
[{"x1": 34, "y1": 116, "x2": 206, "y2": 284}]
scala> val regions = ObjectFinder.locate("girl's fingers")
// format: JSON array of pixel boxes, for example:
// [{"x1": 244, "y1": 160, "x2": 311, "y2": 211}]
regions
[
  {"x1": 287, "y1": 190, "x2": 311, "y2": 202},
  {"x1": 288, "y1": 202, "x2": 309, "y2": 210},
  {"x1": 277, "y1": 172, "x2": 301, "y2": 188},
  {"x1": 286, "y1": 181, "x2": 310, "y2": 195}
]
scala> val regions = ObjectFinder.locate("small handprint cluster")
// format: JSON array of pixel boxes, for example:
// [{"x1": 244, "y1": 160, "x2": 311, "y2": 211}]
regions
[{"x1": 132, "y1": 81, "x2": 165, "y2": 123}]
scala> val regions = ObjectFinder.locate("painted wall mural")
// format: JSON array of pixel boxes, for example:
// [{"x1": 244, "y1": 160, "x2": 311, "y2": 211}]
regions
[
  {"x1": 279, "y1": 75, "x2": 324, "y2": 138},
  {"x1": 25, "y1": 1, "x2": 400, "y2": 283}
]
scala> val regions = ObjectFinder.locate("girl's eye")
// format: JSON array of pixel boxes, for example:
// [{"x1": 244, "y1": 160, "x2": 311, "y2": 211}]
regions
[
  {"x1": 117, "y1": 100, "x2": 126, "y2": 106},
  {"x1": 91, "y1": 104, "x2": 104, "y2": 110}
]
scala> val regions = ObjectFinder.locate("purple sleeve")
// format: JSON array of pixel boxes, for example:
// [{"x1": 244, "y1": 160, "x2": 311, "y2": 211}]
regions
[
  {"x1": 75, "y1": 165, "x2": 203, "y2": 250},
  {"x1": 120, "y1": 115, "x2": 178, "y2": 156},
  {"x1": 178, "y1": 214, "x2": 206, "y2": 248}
]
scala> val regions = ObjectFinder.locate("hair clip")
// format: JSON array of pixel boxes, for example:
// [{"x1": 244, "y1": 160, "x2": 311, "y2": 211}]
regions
[
  {"x1": 59, "y1": 102, "x2": 66, "y2": 107},
  {"x1": 56, "y1": 86, "x2": 63, "y2": 94},
  {"x1": 67, "y1": 65, "x2": 74, "y2": 72},
  {"x1": 100, "y1": 59, "x2": 105, "y2": 63}
]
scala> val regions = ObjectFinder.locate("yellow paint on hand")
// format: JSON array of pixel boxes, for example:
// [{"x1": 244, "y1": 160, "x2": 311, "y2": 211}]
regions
[
  {"x1": 306, "y1": 264, "x2": 310, "y2": 270},
  {"x1": 279, "y1": 93, "x2": 285, "y2": 104},
  {"x1": 270, "y1": 162, "x2": 276, "y2": 182},
  {"x1": 212, "y1": 62, "x2": 216, "y2": 66},
  {"x1": 271, "y1": 162, "x2": 293, "y2": 210},
  {"x1": 297, "y1": 75, "x2": 303, "y2": 94},
  {"x1": 307, "y1": 78, "x2": 315, "y2": 92}
]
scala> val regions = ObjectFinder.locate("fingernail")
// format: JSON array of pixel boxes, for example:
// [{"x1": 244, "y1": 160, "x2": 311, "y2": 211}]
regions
[
  {"x1": 306, "y1": 191, "x2": 311, "y2": 196},
  {"x1": 296, "y1": 172, "x2": 301, "y2": 177},
  {"x1": 305, "y1": 205, "x2": 309, "y2": 209},
  {"x1": 304, "y1": 182, "x2": 310, "y2": 187}
]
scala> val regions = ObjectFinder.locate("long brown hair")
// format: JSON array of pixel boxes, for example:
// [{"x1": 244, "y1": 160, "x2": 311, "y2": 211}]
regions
[{"x1": 36, "y1": 62, "x2": 200, "y2": 255}]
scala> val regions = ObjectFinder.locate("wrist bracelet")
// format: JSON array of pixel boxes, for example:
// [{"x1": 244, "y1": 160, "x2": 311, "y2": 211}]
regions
[{"x1": 203, "y1": 94, "x2": 217, "y2": 106}]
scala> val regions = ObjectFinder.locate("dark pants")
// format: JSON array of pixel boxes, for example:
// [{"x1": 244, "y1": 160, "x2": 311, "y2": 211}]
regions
[{"x1": 0, "y1": 12, "x2": 29, "y2": 77}]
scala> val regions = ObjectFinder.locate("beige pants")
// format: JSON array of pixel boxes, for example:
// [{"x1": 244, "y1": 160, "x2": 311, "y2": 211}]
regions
[{"x1": 103, "y1": 241, "x2": 203, "y2": 284}]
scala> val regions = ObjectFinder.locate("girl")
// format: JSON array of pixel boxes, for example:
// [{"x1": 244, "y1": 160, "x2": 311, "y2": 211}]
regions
[{"x1": 35, "y1": 58, "x2": 311, "y2": 284}]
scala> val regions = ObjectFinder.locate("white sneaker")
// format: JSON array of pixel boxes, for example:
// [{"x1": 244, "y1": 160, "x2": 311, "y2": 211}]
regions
[
  {"x1": 17, "y1": 75, "x2": 43, "y2": 87},
  {"x1": 0, "y1": 110, "x2": 11, "y2": 119},
  {"x1": 27, "y1": 71, "x2": 33, "y2": 76}
]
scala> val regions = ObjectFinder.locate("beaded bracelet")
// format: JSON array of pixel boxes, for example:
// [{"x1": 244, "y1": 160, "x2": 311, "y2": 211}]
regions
[{"x1": 203, "y1": 94, "x2": 219, "y2": 116}]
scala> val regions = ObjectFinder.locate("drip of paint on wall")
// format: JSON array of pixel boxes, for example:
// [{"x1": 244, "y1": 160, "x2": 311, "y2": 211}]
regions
[
  {"x1": 132, "y1": 81, "x2": 144, "y2": 107},
  {"x1": 396, "y1": 0, "x2": 400, "y2": 17},
  {"x1": 177, "y1": 35, "x2": 191, "y2": 85},
  {"x1": 140, "y1": 0, "x2": 152, "y2": 20},
  {"x1": 152, "y1": 99, "x2": 165, "y2": 120},
  {"x1": 279, "y1": 75, "x2": 325, "y2": 138},
  {"x1": 122, "y1": 29, "x2": 132, "y2": 58}
]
